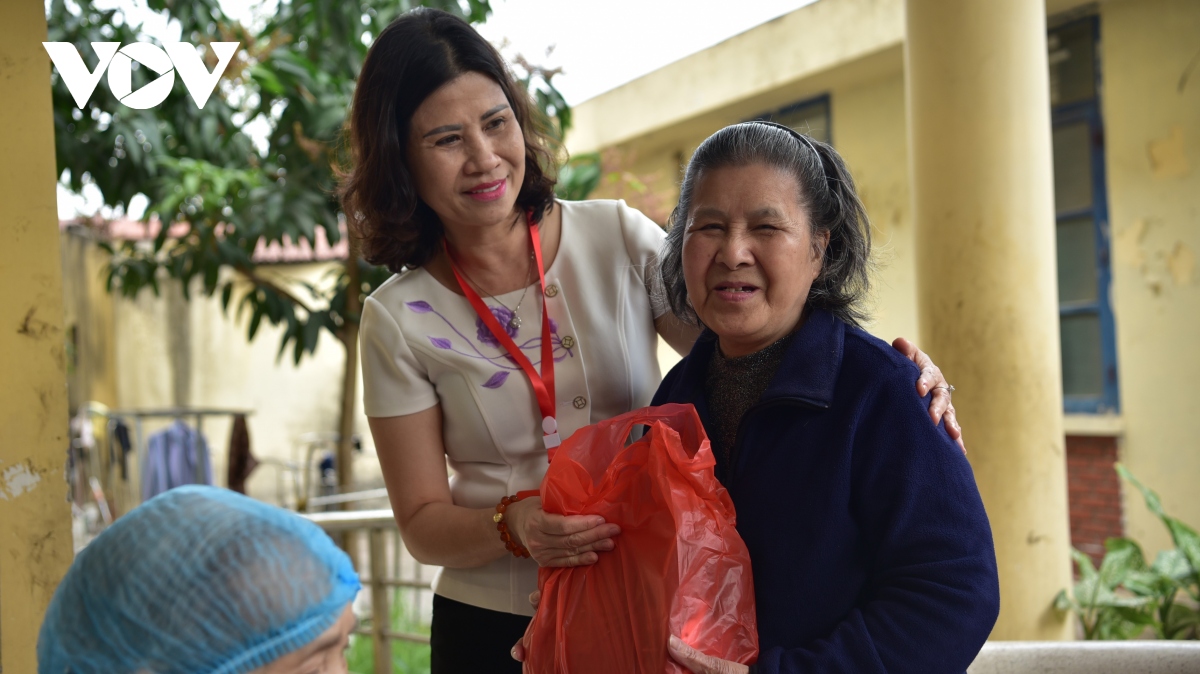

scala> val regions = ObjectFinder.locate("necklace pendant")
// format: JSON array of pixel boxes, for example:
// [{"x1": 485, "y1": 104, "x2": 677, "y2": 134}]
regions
[{"x1": 508, "y1": 315, "x2": 522, "y2": 330}]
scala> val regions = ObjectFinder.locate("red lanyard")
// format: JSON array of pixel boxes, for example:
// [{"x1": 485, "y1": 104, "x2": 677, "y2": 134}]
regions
[{"x1": 445, "y1": 213, "x2": 560, "y2": 453}]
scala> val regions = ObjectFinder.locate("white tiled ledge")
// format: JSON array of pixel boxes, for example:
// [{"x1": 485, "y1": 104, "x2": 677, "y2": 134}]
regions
[
  {"x1": 1063, "y1": 414, "x2": 1125, "y2": 436},
  {"x1": 968, "y1": 641, "x2": 1200, "y2": 673}
]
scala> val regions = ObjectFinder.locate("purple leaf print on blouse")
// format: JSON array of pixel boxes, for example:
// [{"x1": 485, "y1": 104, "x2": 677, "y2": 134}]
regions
[
  {"x1": 482, "y1": 371, "x2": 510, "y2": 389},
  {"x1": 402, "y1": 298, "x2": 569, "y2": 393},
  {"x1": 476, "y1": 306, "x2": 518, "y2": 346}
]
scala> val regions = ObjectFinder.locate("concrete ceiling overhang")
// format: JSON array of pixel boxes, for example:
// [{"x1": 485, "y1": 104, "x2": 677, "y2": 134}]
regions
[{"x1": 566, "y1": 0, "x2": 1102, "y2": 155}]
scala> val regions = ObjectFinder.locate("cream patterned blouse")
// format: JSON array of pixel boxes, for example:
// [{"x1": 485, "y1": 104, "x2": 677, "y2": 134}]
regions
[{"x1": 360, "y1": 199, "x2": 667, "y2": 616}]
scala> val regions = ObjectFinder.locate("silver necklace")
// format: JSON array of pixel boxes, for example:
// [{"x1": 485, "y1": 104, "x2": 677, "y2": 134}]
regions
[{"x1": 456, "y1": 250, "x2": 536, "y2": 330}]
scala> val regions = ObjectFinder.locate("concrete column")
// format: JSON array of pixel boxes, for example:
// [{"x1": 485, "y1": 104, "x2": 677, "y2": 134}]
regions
[
  {"x1": 0, "y1": 0, "x2": 75, "y2": 670},
  {"x1": 905, "y1": 0, "x2": 1073, "y2": 639}
]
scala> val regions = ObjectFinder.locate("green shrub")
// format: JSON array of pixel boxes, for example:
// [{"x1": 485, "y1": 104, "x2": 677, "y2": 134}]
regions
[
  {"x1": 347, "y1": 590, "x2": 432, "y2": 674},
  {"x1": 1055, "y1": 464, "x2": 1200, "y2": 640}
]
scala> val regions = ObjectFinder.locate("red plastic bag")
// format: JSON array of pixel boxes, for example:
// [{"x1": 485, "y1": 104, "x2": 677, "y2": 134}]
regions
[{"x1": 522, "y1": 403, "x2": 758, "y2": 673}]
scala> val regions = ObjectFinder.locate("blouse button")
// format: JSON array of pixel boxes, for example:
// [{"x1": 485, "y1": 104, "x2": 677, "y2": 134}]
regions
[
  {"x1": 573, "y1": 396, "x2": 588, "y2": 409},
  {"x1": 561, "y1": 335, "x2": 576, "y2": 349},
  {"x1": 544, "y1": 284, "x2": 559, "y2": 297}
]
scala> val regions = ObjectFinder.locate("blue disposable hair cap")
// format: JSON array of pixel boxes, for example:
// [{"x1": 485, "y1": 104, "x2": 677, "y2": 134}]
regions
[{"x1": 39, "y1": 485, "x2": 361, "y2": 674}]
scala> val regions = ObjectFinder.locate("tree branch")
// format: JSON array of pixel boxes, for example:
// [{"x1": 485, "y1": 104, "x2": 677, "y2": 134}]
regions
[{"x1": 234, "y1": 264, "x2": 317, "y2": 316}]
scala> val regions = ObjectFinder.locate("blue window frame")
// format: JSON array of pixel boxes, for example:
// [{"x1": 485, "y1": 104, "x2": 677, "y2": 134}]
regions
[{"x1": 1049, "y1": 15, "x2": 1119, "y2": 413}]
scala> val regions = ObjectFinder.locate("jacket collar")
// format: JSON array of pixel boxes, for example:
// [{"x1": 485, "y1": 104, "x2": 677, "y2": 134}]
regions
[{"x1": 671, "y1": 307, "x2": 845, "y2": 410}]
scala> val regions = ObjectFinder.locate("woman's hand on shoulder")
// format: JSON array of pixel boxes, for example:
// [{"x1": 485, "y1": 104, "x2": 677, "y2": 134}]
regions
[
  {"x1": 505, "y1": 496, "x2": 621, "y2": 567},
  {"x1": 892, "y1": 337, "x2": 966, "y2": 454},
  {"x1": 667, "y1": 636, "x2": 749, "y2": 674}
]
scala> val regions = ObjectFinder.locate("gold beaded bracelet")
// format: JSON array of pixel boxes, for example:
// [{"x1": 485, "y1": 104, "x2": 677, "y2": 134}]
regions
[{"x1": 493, "y1": 494, "x2": 531, "y2": 558}]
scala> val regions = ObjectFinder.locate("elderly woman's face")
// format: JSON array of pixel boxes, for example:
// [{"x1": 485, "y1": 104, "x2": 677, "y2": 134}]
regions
[
  {"x1": 406, "y1": 71, "x2": 526, "y2": 231},
  {"x1": 252, "y1": 604, "x2": 356, "y2": 674},
  {"x1": 682, "y1": 163, "x2": 826, "y2": 357}
]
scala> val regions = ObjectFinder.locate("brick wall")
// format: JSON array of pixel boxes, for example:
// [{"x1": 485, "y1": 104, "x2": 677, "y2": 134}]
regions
[{"x1": 1066, "y1": 434, "x2": 1123, "y2": 565}]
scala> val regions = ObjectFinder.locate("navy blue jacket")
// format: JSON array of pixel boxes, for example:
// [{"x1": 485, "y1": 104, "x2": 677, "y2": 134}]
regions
[{"x1": 651, "y1": 309, "x2": 1000, "y2": 674}]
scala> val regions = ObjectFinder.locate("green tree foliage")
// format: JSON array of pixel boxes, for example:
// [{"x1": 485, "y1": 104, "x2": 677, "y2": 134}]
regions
[
  {"x1": 49, "y1": 0, "x2": 595, "y2": 486},
  {"x1": 1055, "y1": 464, "x2": 1200, "y2": 640},
  {"x1": 50, "y1": 0, "x2": 494, "y2": 363}
]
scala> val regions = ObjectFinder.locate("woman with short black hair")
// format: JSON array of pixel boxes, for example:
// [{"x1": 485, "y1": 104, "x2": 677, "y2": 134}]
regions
[{"x1": 345, "y1": 10, "x2": 964, "y2": 672}]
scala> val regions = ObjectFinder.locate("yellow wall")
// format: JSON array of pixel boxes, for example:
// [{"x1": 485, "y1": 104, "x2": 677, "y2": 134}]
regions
[
  {"x1": 592, "y1": 63, "x2": 921, "y2": 348},
  {"x1": 1101, "y1": 0, "x2": 1200, "y2": 555},
  {"x1": 105, "y1": 263, "x2": 382, "y2": 506},
  {"x1": 831, "y1": 71, "x2": 920, "y2": 344},
  {"x1": 61, "y1": 228, "x2": 119, "y2": 409},
  {"x1": 0, "y1": 1, "x2": 75, "y2": 670}
]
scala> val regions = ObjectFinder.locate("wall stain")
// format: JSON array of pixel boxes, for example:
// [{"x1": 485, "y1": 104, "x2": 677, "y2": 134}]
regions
[
  {"x1": 1113, "y1": 218, "x2": 1194, "y2": 294},
  {"x1": 0, "y1": 461, "x2": 42, "y2": 501},
  {"x1": 1148, "y1": 125, "x2": 1189, "y2": 179},
  {"x1": 16, "y1": 307, "x2": 58, "y2": 340},
  {"x1": 1166, "y1": 242, "x2": 1196, "y2": 286},
  {"x1": 28, "y1": 529, "x2": 59, "y2": 593},
  {"x1": 1179, "y1": 45, "x2": 1200, "y2": 93},
  {"x1": 1027, "y1": 530, "x2": 1048, "y2": 546},
  {"x1": 1114, "y1": 218, "x2": 1149, "y2": 272}
]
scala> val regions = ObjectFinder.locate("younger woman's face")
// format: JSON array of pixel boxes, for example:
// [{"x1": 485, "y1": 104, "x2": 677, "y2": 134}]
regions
[
  {"x1": 682, "y1": 162, "x2": 827, "y2": 357},
  {"x1": 254, "y1": 604, "x2": 356, "y2": 674},
  {"x1": 406, "y1": 71, "x2": 527, "y2": 233}
]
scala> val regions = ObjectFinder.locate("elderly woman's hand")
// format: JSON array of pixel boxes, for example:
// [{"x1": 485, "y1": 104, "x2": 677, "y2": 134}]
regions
[
  {"x1": 892, "y1": 337, "x2": 965, "y2": 454},
  {"x1": 505, "y1": 497, "x2": 621, "y2": 567},
  {"x1": 667, "y1": 636, "x2": 750, "y2": 674},
  {"x1": 510, "y1": 590, "x2": 541, "y2": 663}
]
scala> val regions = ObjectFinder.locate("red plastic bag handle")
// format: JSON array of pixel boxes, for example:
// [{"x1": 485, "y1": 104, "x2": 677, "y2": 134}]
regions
[
  {"x1": 605, "y1": 403, "x2": 708, "y2": 461},
  {"x1": 517, "y1": 404, "x2": 709, "y2": 502}
]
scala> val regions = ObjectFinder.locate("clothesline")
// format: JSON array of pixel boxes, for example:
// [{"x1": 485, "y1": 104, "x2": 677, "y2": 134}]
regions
[
  {"x1": 74, "y1": 405, "x2": 355, "y2": 518},
  {"x1": 105, "y1": 407, "x2": 254, "y2": 418},
  {"x1": 91, "y1": 407, "x2": 255, "y2": 508}
]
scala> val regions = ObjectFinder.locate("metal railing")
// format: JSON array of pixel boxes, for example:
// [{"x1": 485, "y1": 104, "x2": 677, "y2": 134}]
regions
[
  {"x1": 306, "y1": 509, "x2": 435, "y2": 674},
  {"x1": 303, "y1": 510, "x2": 1200, "y2": 674},
  {"x1": 305, "y1": 487, "x2": 391, "y2": 511}
]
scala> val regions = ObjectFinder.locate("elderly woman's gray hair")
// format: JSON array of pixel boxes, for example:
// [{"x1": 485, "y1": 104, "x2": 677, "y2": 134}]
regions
[{"x1": 659, "y1": 122, "x2": 872, "y2": 328}]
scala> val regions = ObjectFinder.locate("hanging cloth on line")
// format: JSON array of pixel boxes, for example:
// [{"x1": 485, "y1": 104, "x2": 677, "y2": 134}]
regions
[
  {"x1": 445, "y1": 212, "x2": 559, "y2": 488},
  {"x1": 112, "y1": 419, "x2": 133, "y2": 481},
  {"x1": 142, "y1": 420, "x2": 213, "y2": 501},
  {"x1": 226, "y1": 413, "x2": 258, "y2": 494}
]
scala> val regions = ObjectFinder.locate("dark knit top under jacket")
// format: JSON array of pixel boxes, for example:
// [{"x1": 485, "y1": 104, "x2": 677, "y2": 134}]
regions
[
  {"x1": 705, "y1": 330, "x2": 795, "y2": 469},
  {"x1": 651, "y1": 308, "x2": 1000, "y2": 674}
]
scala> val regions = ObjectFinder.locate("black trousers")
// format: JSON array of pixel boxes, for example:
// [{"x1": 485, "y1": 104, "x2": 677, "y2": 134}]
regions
[{"x1": 430, "y1": 594, "x2": 532, "y2": 674}]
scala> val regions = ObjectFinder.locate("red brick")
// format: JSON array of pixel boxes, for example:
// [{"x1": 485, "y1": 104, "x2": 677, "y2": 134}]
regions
[{"x1": 1065, "y1": 435, "x2": 1122, "y2": 566}]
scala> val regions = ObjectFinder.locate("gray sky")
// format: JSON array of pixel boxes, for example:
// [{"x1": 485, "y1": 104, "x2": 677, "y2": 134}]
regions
[{"x1": 55, "y1": 0, "x2": 819, "y2": 218}]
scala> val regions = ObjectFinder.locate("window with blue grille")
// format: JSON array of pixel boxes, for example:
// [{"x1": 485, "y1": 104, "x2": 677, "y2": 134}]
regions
[{"x1": 1049, "y1": 15, "x2": 1119, "y2": 413}]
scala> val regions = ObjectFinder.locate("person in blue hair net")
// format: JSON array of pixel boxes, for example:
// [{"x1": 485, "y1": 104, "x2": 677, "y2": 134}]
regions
[{"x1": 39, "y1": 485, "x2": 362, "y2": 674}]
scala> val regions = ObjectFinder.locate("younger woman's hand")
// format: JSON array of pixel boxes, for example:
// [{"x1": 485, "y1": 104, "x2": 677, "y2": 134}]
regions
[
  {"x1": 667, "y1": 636, "x2": 749, "y2": 674},
  {"x1": 505, "y1": 497, "x2": 621, "y2": 567},
  {"x1": 892, "y1": 337, "x2": 966, "y2": 454}
]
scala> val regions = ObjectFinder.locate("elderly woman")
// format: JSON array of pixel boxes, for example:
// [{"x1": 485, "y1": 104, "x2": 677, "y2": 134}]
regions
[
  {"x1": 649, "y1": 122, "x2": 1001, "y2": 674},
  {"x1": 38, "y1": 486, "x2": 361, "y2": 674},
  {"x1": 347, "y1": 9, "x2": 962, "y2": 672}
]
